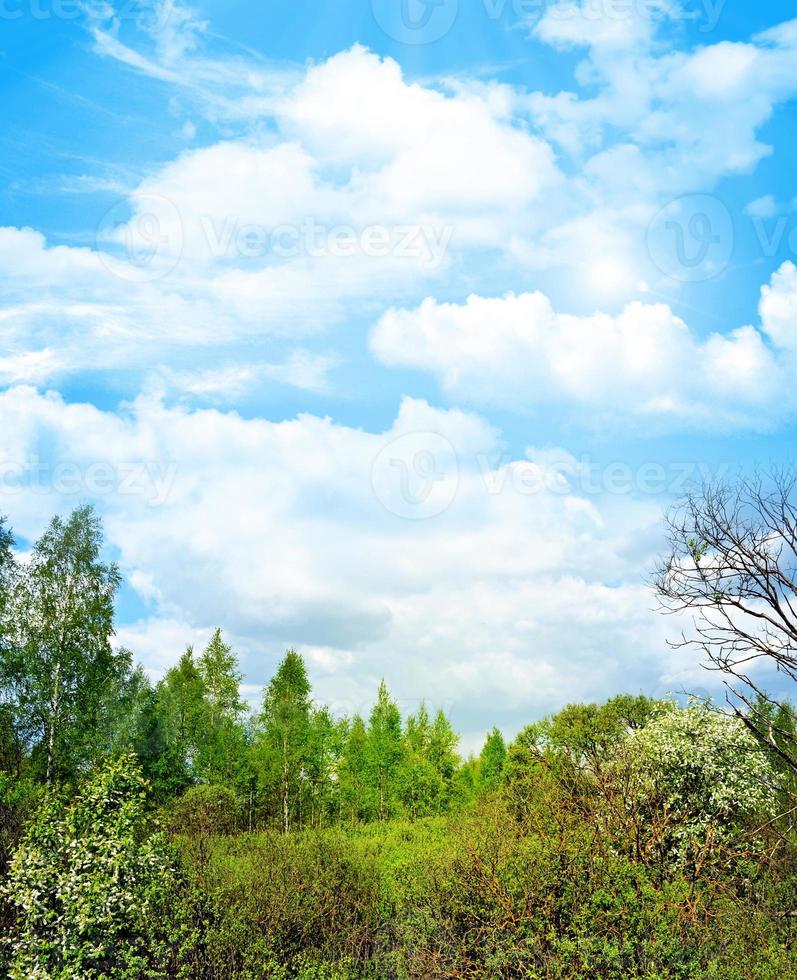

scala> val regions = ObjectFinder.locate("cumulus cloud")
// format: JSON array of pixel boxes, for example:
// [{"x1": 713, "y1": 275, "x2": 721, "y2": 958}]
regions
[
  {"x1": 523, "y1": 7, "x2": 797, "y2": 262},
  {"x1": 4, "y1": 17, "x2": 797, "y2": 394},
  {"x1": 0, "y1": 46, "x2": 563, "y2": 388},
  {"x1": 371, "y1": 262, "x2": 797, "y2": 429},
  {"x1": 0, "y1": 386, "x2": 695, "y2": 742}
]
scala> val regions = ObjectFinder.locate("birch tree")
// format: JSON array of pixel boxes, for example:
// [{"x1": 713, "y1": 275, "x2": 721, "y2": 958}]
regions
[
  {"x1": 365, "y1": 681, "x2": 403, "y2": 821},
  {"x1": 196, "y1": 629, "x2": 246, "y2": 784},
  {"x1": 256, "y1": 650, "x2": 311, "y2": 832},
  {"x1": 4, "y1": 506, "x2": 122, "y2": 784}
]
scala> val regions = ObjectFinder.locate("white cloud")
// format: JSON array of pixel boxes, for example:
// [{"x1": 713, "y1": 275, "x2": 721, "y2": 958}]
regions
[
  {"x1": 760, "y1": 260, "x2": 797, "y2": 350},
  {"x1": 527, "y1": 12, "x2": 797, "y2": 204},
  {"x1": 0, "y1": 386, "x2": 696, "y2": 740},
  {"x1": 0, "y1": 49, "x2": 560, "y2": 385},
  {"x1": 533, "y1": 0, "x2": 675, "y2": 50},
  {"x1": 371, "y1": 263, "x2": 797, "y2": 429},
  {"x1": 745, "y1": 194, "x2": 779, "y2": 219},
  {"x1": 5, "y1": 19, "x2": 797, "y2": 397},
  {"x1": 155, "y1": 350, "x2": 339, "y2": 398}
]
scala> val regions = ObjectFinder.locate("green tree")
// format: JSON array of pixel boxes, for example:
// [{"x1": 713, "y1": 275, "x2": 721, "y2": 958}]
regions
[
  {"x1": 453, "y1": 755, "x2": 479, "y2": 807},
  {"x1": 0, "y1": 516, "x2": 14, "y2": 653},
  {"x1": 544, "y1": 695, "x2": 659, "y2": 768},
  {"x1": 429, "y1": 709, "x2": 459, "y2": 794},
  {"x1": 195, "y1": 629, "x2": 246, "y2": 785},
  {"x1": 477, "y1": 727, "x2": 506, "y2": 793},
  {"x1": 503, "y1": 695, "x2": 661, "y2": 810},
  {"x1": 365, "y1": 681, "x2": 404, "y2": 821},
  {"x1": 0, "y1": 520, "x2": 23, "y2": 780},
  {"x1": 155, "y1": 647, "x2": 206, "y2": 788},
  {"x1": 615, "y1": 700, "x2": 777, "y2": 868},
  {"x1": 256, "y1": 650, "x2": 312, "y2": 832},
  {"x1": 108, "y1": 666, "x2": 185, "y2": 801},
  {"x1": 2, "y1": 754, "x2": 176, "y2": 979},
  {"x1": 338, "y1": 714, "x2": 368, "y2": 822},
  {"x1": 2, "y1": 507, "x2": 123, "y2": 784},
  {"x1": 400, "y1": 704, "x2": 460, "y2": 817},
  {"x1": 303, "y1": 705, "x2": 339, "y2": 828}
]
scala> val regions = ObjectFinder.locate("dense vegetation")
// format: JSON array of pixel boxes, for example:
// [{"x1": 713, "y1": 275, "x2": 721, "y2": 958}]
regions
[{"x1": 2, "y1": 499, "x2": 797, "y2": 977}]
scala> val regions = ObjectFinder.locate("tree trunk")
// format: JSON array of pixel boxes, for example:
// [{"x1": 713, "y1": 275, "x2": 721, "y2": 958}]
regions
[
  {"x1": 46, "y1": 660, "x2": 62, "y2": 786},
  {"x1": 282, "y1": 776, "x2": 289, "y2": 833},
  {"x1": 282, "y1": 763, "x2": 289, "y2": 834}
]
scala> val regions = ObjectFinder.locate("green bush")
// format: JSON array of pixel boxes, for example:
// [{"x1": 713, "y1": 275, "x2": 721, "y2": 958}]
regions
[
  {"x1": 4, "y1": 697, "x2": 797, "y2": 979},
  {"x1": 171, "y1": 827, "x2": 386, "y2": 978},
  {"x1": 169, "y1": 784, "x2": 242, "y2": 836},
  {"x1": 1, "y1": 754, "x2": 178, "y2": 979},
  {"x1": 613, "y1": 701, "x2": 777, "y2": 868}
]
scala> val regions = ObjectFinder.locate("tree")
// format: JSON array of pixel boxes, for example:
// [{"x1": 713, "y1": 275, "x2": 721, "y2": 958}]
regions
[
  {"x1": 106, "y1": 666, "x2": 186, "y2": 801},
  {"x1": 303, "y1": 706, "x2": 338, "y2": 828},
  {"x1": 0, "y1": 520, "x2": 22, "y2": 779},
  {"x1": 541, "y1": 696, "x2": 660, "y2": 770},
  {"x1": 168, "y1": 783, "x2": 240, "y2": 836},
  {"x1": 2, "y1": 754, "x2": 176, "y2": 979},
  {"x1": 1, "y1": 507, "x2": 123, "y2": 784},
  {"x1": 655, "y1": 471, "x2": 797, "y2": 773},
  {"x1": 338, "y1": 715, "x2": 368, "y2": 822},
  {"x1": 256, "y1": 650, "x2": 312, "y2": 832},
  {"x1": 195, "y1": 629, "x2": 246, "y2": 785},
  {"x1": 364, "y1": 681, "x2": 404, "y2": 821},
  {"x1": 452, "y1": 755, "x2": 479, "y2": 807},
  {"x1": 399, "y1": 704, "x2": 460, "y2": 817},
  {"x1": 155, "y1": 647, "x2": 206, "y2": 789},
  {"x1": 477, "y1": 727, "x2": 506, "y2": 793},
  {"x1": 613, "y1": 701, "x2": 776, "y2": 869},
  {"x1": 429, "y1": 709, "x2": 459, "y2": 782},
  {"x1": 0, "y1": 516, "x2": 14, "y2": 656}
]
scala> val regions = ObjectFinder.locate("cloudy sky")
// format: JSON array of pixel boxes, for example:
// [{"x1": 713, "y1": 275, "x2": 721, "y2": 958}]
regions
[{"x1": 2, "y1": 0, "x2": 797, "y2": 748}]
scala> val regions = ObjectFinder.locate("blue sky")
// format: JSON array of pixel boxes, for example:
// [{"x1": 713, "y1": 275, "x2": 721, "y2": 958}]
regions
[{"x1": 2, "y1": 0, "x2": 797, "y2": 747}]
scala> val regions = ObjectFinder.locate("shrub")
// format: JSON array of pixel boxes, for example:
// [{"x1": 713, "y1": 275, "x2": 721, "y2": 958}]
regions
[
  {"x1": 614, "y1": 701, "x2": 777, "y2": 868},
  {"x1": 171, "y1": 824, "x2": 400, "y2": 977},
  {"x1": 169, "y1": 783, "x2": 241, "y2": 836},
  {"x1": 1, "y1": 753, "x2": 177, "y2": 979}
]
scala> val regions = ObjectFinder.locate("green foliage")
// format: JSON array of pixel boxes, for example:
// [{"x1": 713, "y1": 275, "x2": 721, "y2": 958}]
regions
[
  {"x1": 0, "y1": 516, "x2": 14, "y2": 657},
  {"x1": 364, "y1": 680, "x2": 404, "y2": 822},
  {"x1": 155, "y1": 647, "x2": 206, "y2": 791},
  {"x1": 169, "y1": 784, "x2": 241, "y2": 836},
  {"x1": 1, "y1": 506, "x2": 124, "y2": 784},
  {"x1": 172, "y1": 827, "x2": 385, "y2": 978},
  {"x1": 1, "y1": 508, "x2": 795, "y2": 977},
  {"x1": 196, "y1": 630, "x2": 247, "y2": 786},
  {"x1": 165, "y1": 798, "x2": 797, "y2": 980},
  {"x1": 338, "y1": 715, "x2": 368, "y2": 822},
  {"x1": 398, "y1": 704, "x2": 459, "y2": 818},
  {"x1": 1, "y1": 754, "x2": 177, "y2": 979},
  {"x1": 616, "y1": 700, "x2": 777, "y2": 867},
  {"x1": 476, "y1": 726, "x2": 506, "y2": 792},
  {"x1": 255, "y1": 649, "x2": 313, "y2": 832}
]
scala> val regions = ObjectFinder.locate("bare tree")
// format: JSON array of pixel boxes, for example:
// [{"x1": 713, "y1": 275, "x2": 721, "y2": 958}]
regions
[{"x1": 654, "y1": 469, "x2": 797, "y2": 774}]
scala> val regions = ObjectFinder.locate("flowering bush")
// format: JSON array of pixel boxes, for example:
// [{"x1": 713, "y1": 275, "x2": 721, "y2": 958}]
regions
[
  {"x1": 2, "y1": 754, "x2": 177, "y2": 979},
  {"x1": 618, "y1": 701, "x2": 776, "y2": 867}
]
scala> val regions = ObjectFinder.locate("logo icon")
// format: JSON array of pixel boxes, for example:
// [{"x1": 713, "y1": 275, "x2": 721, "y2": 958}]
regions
[
  {"x1": 97, "y1": 193, "x2": 183, "y2": 283},
  {"x1": 370, "y1": 432, "x2": 459, "y2": 520},
  {"x1": 371, "y1": 0, "x2": 458, "y2": 45},
  {"x1": 646, "y1": 194, "x2": 733, "y2": 283}
]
